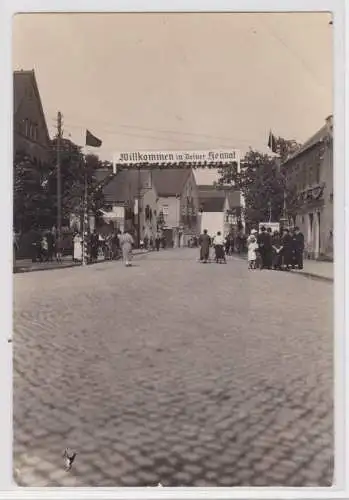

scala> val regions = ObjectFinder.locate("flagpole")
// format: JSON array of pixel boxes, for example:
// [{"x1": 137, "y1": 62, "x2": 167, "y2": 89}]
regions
[{"x1": 237, "y1": 152, "x2": 245, "y2": 232}]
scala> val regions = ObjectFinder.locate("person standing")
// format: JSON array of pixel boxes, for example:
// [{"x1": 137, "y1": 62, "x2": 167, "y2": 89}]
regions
[
  {"x1": 281, "y1": 228, "x2": 293, "y2": 270},
  {"x1": 247, "y1": 233, "x2": 258, "y2": 269},
  {"x1": 41, "y1": 234, "x2": 49, "y2": 262},
  {"x1": 272, "y1": 231, "x2": 283, "y2": 270},
  {"x1": 199, "y1": 229, "x2": 211, "y2": 263},
  {"x1": 90, "y1": 230, "x2": 99, "y2": 263},
  {"x1": 119, "y1": 229, "x2": 134, "y2": 267},
  {"x1": 257, "y1": 226, "x2": 272, "y2": 269},
  {"x1": 73, "y1": 232, "x2": 83, "y2": 263},
  {"x1": 55, "y1": 235, "x2": 63, "y2": 263},
  {"x1": 292, "y1": 226, "x2": 305, "y2": 269},
  {"x1": 224, "y1": 235, "x2": 230, "y2": 256},
  {"x1": 46, "y1": 229, "x2": 55, "y2": 262},
  {"x1": 13, "y1": 230, "x2": 20, "y2": 265}
]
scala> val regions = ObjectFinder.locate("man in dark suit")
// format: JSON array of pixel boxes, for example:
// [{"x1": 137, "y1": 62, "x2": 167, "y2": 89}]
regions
[
  {"x1": 199, "y1": 229, "x2": 211, "y2": 263},
  {"x1": 292, "y1": 226, "x2": 305, "y2": 269},
  {"x1": 257, "y1": 226, "x2": 272, "y2": 269}
]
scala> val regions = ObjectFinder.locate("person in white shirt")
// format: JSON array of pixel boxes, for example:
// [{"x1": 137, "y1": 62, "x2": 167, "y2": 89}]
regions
[{"x1": 213, "y1": 231, "x2": 226, "y2": 263}]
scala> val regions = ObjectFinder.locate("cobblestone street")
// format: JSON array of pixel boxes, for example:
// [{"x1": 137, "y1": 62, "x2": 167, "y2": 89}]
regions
[{"x1": 13, "y1": 248, "x2": 333, "y2": 487}]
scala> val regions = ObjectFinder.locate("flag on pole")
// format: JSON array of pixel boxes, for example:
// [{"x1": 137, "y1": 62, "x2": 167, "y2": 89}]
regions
[
  {"x1": 86, "y1": 129, "x2": 102, "y2": 148},
  {"x1": 268, "y1": 131, "x2": 277, "y2": 153}
]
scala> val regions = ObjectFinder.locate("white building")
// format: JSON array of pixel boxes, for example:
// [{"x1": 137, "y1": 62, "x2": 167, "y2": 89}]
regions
[{"x1": 198, "y1": 186, "x2": 241, "y2": 238}]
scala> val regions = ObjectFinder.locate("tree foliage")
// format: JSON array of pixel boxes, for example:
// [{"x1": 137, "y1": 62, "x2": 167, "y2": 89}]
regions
[
  {"x1": 13, "y1": 151, "x2": 52, "y2": 232},
  {"x1": 14, "y1": 138, "x2": 109, "y2": 232},
  {"x1": 217, "y1": 137, "x2": 301, "y2": 227}
]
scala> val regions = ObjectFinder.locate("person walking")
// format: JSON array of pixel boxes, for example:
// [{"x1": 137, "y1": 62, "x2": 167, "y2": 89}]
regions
[
  {"x1": 199, "y1": 229, "x2": 211, "y2": 263},
  {"x1": 155, "y1": 231, "x2": 161, "y2": 252},
  {"x1": 292, "y1": 226, "x2": 305, "y2": 269},
  {"x1": 119, "y1": 229, "x2": 134, "y2": 267},
  {"x1": 213, "y1": 231, "x2": 226, "y2": 263}
]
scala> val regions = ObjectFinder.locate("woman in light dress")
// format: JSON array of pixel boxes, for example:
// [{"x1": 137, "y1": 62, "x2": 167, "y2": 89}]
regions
[
  {"x1": 247, "y1": 229, "x2": 259, "y2": 269},
  {"x1": 118, "y1": 230, "x2": 134, "y2": 267},
  {"x1": 73, "y1": 232, "x2": 83, "y2": 262}
]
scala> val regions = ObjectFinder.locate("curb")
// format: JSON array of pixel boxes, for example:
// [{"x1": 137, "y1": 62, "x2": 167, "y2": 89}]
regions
[
  {"x1": 13, "y1": 250, "x2": 150, "y2": 274},
  {"x1": 13, "y1": 262, "x2": 80, "y2": 274},
  {"x1": 229, "y1": 253, "x2": 333, "y2": 282},
  {"x1": 289, "y1": 271, "x2": 333, "y2": 283}
]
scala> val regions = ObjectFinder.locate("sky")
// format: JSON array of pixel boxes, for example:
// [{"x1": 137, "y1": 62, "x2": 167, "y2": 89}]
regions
[{"x1": 12, "y1": 12, "x2": 332, "y2": 184}]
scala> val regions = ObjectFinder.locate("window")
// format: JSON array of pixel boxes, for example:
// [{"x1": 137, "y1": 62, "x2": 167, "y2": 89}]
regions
[
  {"x1": 162, "y1": 204, "x2": 169, "y2": 216},
  {"x1": 315, "y1": 163, "x2": 320, "y2": 184}
]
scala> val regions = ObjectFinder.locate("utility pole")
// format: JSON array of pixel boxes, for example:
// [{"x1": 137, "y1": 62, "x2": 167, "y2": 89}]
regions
[
  {"x1": 137, "y1": 166, "x2": 141, "y2": 248},
  {"x1": 56, "y1": 112, "x2": 63, "y2": 251},
  {"x1": 82, "y1": 159, "x2": 88, "y2": 266}
]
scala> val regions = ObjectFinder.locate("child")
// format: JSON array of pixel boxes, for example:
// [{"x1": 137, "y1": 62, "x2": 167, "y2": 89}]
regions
[{"x1": 247, "y1": 234, "x2": 258, "y2": 269}]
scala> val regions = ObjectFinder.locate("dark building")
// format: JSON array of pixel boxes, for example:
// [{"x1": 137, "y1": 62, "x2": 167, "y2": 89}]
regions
[
  {"x1": 13, "y1": 69, "x2": 51, "y2": 165},
  {"x1": 282, "y1": 115, "x2": 333, "y2": 260}
]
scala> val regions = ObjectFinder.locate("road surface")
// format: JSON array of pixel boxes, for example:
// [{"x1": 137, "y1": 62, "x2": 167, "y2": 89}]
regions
[{"x1": 13, "y1": 248, "x2": 333, "y2": 487}]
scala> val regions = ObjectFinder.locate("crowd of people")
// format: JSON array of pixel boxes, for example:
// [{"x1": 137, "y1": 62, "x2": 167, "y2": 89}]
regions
[
  {"x1": 247, "y1": 226, "x2": 305, "y2": 271},
  {"x1": 197, "y1": 226, "x2": 305, "y2": 270}
]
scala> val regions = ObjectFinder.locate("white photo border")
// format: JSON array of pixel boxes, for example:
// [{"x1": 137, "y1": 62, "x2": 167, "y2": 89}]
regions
[{"x1": 0, "y1": 0, "x2": 347, "y2": 498}]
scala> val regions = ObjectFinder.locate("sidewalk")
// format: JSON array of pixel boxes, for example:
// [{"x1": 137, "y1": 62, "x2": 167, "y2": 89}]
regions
[
  {"x1": 13, "y1": 250, "x2": 149, "y2": 274},
  {"x1": 290, "y1": 259, "x2": 333, "y2": 282},
  {"x1": 232, "y1": 253, "x2": 333, "y2": 282}
]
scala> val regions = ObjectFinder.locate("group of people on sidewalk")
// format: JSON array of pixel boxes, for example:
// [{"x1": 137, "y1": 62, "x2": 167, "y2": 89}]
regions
[
  {"x1": 73, "y1": 228, "x2": 136, "y2": 267},
  {"x1": 26, "y1": 228, "x2": 63, "y2": 264},
  {"x1": 247, "y1": 226, "x2": 305, "y2": 271},
  {"x1": 73, "y1": 229, "x2": 123, "y2": 264},
  {"x1": 141, "y1": 231, "x2": 166, "y2": 252}
]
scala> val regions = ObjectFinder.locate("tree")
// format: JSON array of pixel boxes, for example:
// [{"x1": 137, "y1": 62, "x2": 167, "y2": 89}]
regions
[
  {"x1": 274, "y1": 136, "x2": 301, "y2": 163},
  {"x1": 217, "y1": 137, "x2": 302, "y2": 228},
  {"x1": 48, "y1": 140, "x2": 108, "y2": 227},
  {"x1": 13, "y1": 151, "x2": 53, "y2": 232}
]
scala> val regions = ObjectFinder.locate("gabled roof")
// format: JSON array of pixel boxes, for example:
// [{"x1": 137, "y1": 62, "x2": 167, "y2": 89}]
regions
[
  {"x1": 200, "y1": 197, "x2": 226, "y2": 212},
  {"x1": 102, "y1": 169, "x2": 150, "y2": 204},
  {"x1": 198, "y1": 186, "x2": 225, "y2": 212},
  {"x1": 13, "y1": 69, "x2": 51, "y2": 144},
  {"x1": 151, "y1": 168, "x2": 192, "y2": 197},
  {"x1": 198, "y1": 185, "x2": 240, "y2": 212},
  {"x1": 283, "y1": 121, "x2": 330, "y2": 165}
]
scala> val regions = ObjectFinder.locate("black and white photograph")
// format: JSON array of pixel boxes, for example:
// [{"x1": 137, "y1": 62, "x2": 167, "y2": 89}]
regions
[{"x1": 11, "y1": 10, "x2": 336, "y2": 488}]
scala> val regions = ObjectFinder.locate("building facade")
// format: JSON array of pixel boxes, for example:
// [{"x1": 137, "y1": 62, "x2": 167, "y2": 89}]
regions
[
  {"x1": 152, "y1": 169, "x2": 199, "y2": 247},
  {"x1": 198, "y1": 186, "x2": 241, "y2": 238},
  {"x1": 282, "y1": 115, "x2": 333, "y2": 260},
  {"x1": 13, "y1": 70, "x2": 52, "y2": 165}
]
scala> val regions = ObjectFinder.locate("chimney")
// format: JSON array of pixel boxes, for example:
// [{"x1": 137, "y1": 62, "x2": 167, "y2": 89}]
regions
[{"x1": 325, "y1": 114, "x2": 333, "y2": 135}]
